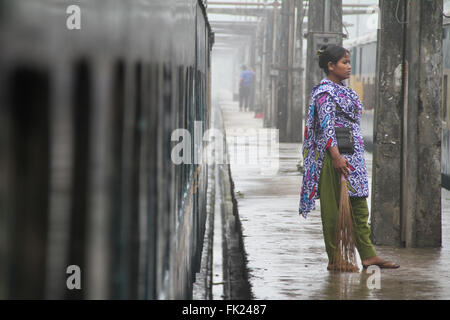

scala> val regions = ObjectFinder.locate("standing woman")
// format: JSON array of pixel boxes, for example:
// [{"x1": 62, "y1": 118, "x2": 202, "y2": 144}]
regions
[{"x1": 299, "y1": 45, "x2": 399, "y2": 271}]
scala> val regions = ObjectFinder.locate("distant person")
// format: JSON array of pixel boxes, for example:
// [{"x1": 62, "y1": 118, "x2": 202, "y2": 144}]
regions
[
  {"x1": 239, "y1": 65, "x2": 254, "y2": 112},
  {"x1": 299, "y1": 45, "x2": 400, "y2": 271}
]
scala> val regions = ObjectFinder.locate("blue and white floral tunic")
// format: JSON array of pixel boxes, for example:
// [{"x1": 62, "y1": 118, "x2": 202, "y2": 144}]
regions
[{"x1": 299, "y1": 78, "x2": 369, "y2": 219}]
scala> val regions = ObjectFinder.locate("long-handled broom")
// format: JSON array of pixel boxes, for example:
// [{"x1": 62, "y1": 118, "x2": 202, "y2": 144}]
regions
[{"x1": 333, "y1": 174, "x2": 359, "y2": 272}]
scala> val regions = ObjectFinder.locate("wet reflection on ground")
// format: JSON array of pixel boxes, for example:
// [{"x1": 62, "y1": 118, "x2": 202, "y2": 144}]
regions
[{"x1": 222, "y1": 99, "x2": 450, "y2": 300}]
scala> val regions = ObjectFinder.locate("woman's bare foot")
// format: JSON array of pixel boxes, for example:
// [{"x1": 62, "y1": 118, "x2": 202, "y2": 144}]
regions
[{"x1": 362, "y1": 256, "x2": 400, "y2": 269}]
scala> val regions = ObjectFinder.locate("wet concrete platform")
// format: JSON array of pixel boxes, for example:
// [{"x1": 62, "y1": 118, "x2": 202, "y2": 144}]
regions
[{"x1": 221, "y1": 96, "x2": 450, "y2": 300}]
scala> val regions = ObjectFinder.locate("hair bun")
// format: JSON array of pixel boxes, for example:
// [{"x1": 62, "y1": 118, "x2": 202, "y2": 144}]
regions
[{"x1": 316, "y1": 45, "x2": 328, "y2": 56}]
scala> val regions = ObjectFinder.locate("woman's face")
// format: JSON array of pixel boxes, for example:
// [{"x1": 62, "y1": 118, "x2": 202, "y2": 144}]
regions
[{"x1": 328, "y1": 52, "x2": 351, "y2": 80}]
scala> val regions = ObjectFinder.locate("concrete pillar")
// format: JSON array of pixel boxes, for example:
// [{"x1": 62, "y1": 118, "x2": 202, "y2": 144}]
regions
[
  {"x1": 305, "y1": 0, "x2": 343, "y2": 112},
  {"x1": 260, "y1": 10, "x2": 269, "y2": 116},
  {"x1": 255, "y1": 21, "x2": 265, "y2": 114},
  {"x1": 292, "y1": 0, "x2": 305, "y2": 143},
  {"x1": 249, "y1": 35, "x2": 256, "y2": 111},
  {"x1": 270, "y1": 1, "x2": 280, "y2": 128},
  {"x1": 285, "y1": 0, "x2": 296, "y2": 142},
  {"x1": 371, "y1": 0, "x2": 405, "y2": 247},
  {"x1": 277, "y1": 0, "x2": 290, "y2": 141},
  {"x1": 372, "y1": 0, "x2": 442, "y2": 247},
  {"x1": 264, "y1": 6, "x2": 275, "y2": 128},
  {"x1": 403, "y1": 0, "x2": 443, "y2": 247}
]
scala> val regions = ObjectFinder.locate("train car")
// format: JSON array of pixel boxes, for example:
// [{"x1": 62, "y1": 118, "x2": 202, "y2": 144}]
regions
[
  {"x1": 345, "y1": 31, "x2": 378, "y2": 111},
  {"x1": 344, "y1": 32, "x2": 377, "y2": 151},
  {"x1": 0, "y1": 0, "x2": 213, "y2": 299},
  {"x1": 344, "y1": 25, "x2": 450, "y2": 189},
  {"x1": 442, "y1": 18, "x2": 450, "y2": 189}
]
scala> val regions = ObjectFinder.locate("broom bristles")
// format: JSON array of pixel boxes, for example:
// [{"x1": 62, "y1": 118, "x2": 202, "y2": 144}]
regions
[{"x1": 333, "y1": 174, "x2": 359, "y2": 272}]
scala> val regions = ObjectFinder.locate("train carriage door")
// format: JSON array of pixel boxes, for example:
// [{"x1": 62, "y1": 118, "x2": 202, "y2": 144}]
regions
[
  {"x1": 67, "y1": 59, "x2": 91, "y2": 300},
  {"x1": 109, "y1": 60, "x2": 126, "y2": 299},
  {"x1": 6, "y1": 67, "x2": 51, "y2": 299}
]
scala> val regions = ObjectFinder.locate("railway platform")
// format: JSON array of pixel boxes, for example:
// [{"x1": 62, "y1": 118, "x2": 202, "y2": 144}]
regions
[{"x1": 219, "y1": 92, "x2": 450, "y2": 300}]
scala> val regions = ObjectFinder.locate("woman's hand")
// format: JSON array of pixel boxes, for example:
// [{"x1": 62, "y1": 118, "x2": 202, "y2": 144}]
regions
[
  {"x1": 332, "y1": 156, "x2": 350, "y2": 178},
  {"x1": 328, "y1": 146, "x2": 350, "y2": 178}
]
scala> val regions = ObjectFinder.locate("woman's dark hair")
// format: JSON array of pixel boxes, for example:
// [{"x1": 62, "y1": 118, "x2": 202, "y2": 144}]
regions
[{"x1": 317, "y1": 45, "x2": 349, "y2": 75}]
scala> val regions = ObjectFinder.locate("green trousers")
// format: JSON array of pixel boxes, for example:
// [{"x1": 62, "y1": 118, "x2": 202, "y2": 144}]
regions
[{"x1": 319, "y1": 151, "x2": 377, "y2": 263}]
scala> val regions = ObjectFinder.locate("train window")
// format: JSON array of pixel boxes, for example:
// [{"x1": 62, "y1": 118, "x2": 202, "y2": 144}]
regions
[
  {"x1": 359, "y1": 47, "x2": 363, "y2": 77},
  {"x1": 147, "y1": 63, "x2": 159, "y2": 299},
  {"x1": 176, "y1": 66, "x2": 185, "y2": 217},
  {"x1": 181, "y1": 66, "x2": 188, "y2": 199},
  {"x1": 68, "y1": 59, "x2": 91, "y2": 299},
  {"x1": 350, "y1": 48, "x2": 357, "y2": 71},
  {"x1": 178, "y1": 67, "x2": 185, "y2": 130},
  {"x1": 159, "y1": 64, "x2": 173, "y2": 293},
  {"x1": 360, "y1": 43, "x2": 377, "y2": 76},
  {"x1": 185, "y1": 67, "x2": 190, "y2": 135},
  {"x1": 128, "y1": 62, "x2": 143, "y2": 299},
  {"x1": 109, "y1": 60, "x2": 125, "y2": 298},
  {"x1": 182, "y1": 67, "x2": 190, "y2": 193},
  {"x1": 189, "y1": 66, "x2": 195, "y2": 177},
  {"x1": 350, "y1": 47, "x2": 359, "y2": 79},
  {"x1": 444, "y1": 75, "x2": 448, "y2": 122},
  {"x1": 444, "y1": 27, "x2": 450, "y2": 69},
  {"x1": 367, "y1": 43, "x2": 377, "y2": 74},
  {"x1": 8, "y1": 66, "x2": 50, "y2": 299}
]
